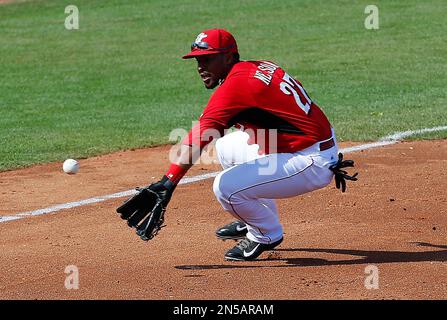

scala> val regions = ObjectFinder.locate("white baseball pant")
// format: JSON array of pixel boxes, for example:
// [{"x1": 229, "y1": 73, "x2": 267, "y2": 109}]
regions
[{"x1": 213, "y1": 129, "x2": 338, "y2": 244}]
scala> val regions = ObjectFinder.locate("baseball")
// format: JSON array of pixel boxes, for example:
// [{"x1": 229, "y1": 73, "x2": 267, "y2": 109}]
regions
[{"x1": 63, "y1": 159, "x2": 80, "y2": 174}]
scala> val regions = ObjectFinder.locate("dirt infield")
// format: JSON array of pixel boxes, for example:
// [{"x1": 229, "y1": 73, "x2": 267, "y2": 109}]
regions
[{"x1": 0, "y1": 140, "x2": 446, "y2": 300}]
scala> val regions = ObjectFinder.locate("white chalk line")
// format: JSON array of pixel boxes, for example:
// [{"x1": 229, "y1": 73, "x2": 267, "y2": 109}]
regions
[
  {"x1": 1, "y1": 125, "x2": 446, "y2": 224},
  {"x1": 0, "y1": 172, "x2": 220, "y2": 223},
  {"x1": 342, "y1": 126, "x2": 447, "y2": 153}
]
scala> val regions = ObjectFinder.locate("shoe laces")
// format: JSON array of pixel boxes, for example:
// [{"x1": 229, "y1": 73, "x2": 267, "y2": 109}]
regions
[{"x1": 236, "y1": 238, "x2": 252, "y2": 251}]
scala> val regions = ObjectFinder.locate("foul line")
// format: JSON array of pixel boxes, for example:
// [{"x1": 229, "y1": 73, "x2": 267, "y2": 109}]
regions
[{"x1": 1, "y1": 125, "x2": 446, "y2": 224}]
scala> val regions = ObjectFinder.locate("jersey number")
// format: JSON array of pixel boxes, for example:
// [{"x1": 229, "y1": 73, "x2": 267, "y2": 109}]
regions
[{"x1": 280, "y1": 73, "x2": 312, "y2": 114}]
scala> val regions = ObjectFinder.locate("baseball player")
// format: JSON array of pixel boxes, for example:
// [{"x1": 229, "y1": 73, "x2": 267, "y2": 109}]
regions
[{"x1": 117, "y1": 29, "x2": 357, "y2": 261}]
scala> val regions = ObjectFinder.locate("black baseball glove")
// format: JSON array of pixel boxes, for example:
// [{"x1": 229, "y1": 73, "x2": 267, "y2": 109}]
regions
[
  {"x1": 116, "y1": 176, "x2": 176, "y2": 241},
  {"x1": 329, "y1": 153, "x2": 359, "y2": 193}
]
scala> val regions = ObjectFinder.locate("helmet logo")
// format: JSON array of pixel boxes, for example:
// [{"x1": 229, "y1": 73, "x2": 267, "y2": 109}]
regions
[{"x1": 194, "y1": 32, "x2": 208, "y2": 43}]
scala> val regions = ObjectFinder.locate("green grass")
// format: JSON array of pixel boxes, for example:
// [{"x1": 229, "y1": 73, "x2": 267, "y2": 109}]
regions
[{"x1": 0, "y1": 0, "x2": 446, "y2": 170}]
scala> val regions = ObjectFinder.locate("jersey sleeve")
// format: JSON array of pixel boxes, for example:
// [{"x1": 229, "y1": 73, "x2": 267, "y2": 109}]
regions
[
  {"x1": 181, "y1": 118, "x2": 226, "y2": 150},
  {"x1": 181, "y1": 68, "x2": 254, "y2": 150}
]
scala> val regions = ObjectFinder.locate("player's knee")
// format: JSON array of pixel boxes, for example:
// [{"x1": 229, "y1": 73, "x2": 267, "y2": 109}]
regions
[
  {"x1": 216, "y1": 131, "x2": 254, "y2": 169},
  {"x1": 215, "y1": 133, "x2": 240, "y2": 169},
  {"x1": 215, "y1": 137, "x2": 228, "y2": 168},
  {"x1": 213, "y1": 172, "x2": 226, "y2": 202},
  {"x1": 213, "y1": 171, "x2": 234, "y2": 204}
]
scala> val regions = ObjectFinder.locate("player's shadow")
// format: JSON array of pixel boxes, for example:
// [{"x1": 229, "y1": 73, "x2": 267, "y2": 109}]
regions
[{"x1": 175, "y1": 242, "x2": 447, "y2": 270}]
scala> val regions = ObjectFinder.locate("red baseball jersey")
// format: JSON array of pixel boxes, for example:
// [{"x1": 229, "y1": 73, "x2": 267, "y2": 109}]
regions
[{"x1": 183, "y1": 60, "x2": 333, "y2": 154}]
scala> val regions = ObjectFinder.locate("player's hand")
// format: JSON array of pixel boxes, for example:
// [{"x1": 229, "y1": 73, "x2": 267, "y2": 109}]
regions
[
  {"x1": 116, "y1": 176, "x2": 176, "y2": 241},
  {"x1": 145, "y1": 177, "x2": 176, "y2": 206}
]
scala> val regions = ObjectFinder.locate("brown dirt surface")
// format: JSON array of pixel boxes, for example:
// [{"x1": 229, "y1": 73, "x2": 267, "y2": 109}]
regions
[{"x1": 0, "y1": 140, "x2": 446, "y2": 300}]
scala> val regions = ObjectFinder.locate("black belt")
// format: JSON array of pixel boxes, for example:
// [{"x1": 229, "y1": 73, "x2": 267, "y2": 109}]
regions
[{"x1": 319, "y1": 138, "x2": 335, "y2": 151}]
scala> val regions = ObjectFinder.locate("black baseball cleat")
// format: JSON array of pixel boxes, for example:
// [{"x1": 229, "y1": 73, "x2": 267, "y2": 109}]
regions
[
  {"x1": 224, "y1": 237, "x2": 283, "y2": 261},
  {"x1": 215, "y1": 220, "x2": 248, "y2": 240}
]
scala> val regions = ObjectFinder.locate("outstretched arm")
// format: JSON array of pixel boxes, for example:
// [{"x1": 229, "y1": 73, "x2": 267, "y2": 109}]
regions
[
  {"x1": 116, "y1": 119, "x2": 221, "y2": 241},
  {"x1": 172, "y1": 144, "x2": 202, "y2": 171},
  {"x1": 115, "y1": 143, "x2": 202, "y2": 241}
]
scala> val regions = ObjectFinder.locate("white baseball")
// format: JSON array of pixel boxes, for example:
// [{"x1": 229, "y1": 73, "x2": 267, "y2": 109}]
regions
[{"x1": 63, "y1": 159, "x2": 80, "y2": 174}]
